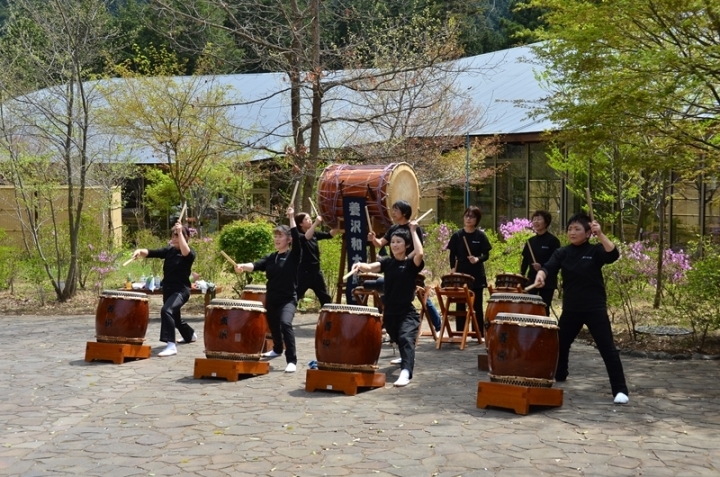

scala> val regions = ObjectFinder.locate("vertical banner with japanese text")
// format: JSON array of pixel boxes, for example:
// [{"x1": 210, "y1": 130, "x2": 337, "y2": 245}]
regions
[{"x1": 343, "y1": 196, "x2": 367, "y2": 304}]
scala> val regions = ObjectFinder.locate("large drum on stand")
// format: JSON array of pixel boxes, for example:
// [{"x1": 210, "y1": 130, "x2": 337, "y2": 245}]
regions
[
  {"x1": 486, "y1": 312, "x2": 559, "y2": 387},
  {"x1": 317, "y1": 163, "x2": 420, "y2": 231},
  {"x1": 240, "y1": 284, "x2": 267, "y2": 306},
  {"x1": 95, "y1": 290, "x2": 149, "y2": 344},
  {"x1": 204, "y1": 299, "x2": 267, "y2": 360},
  {"x1": 485, "y1": 292, "x2": 547, "y2": 324},
  {"x1": 315, "y1": 304, "x2": 383, "y2": 371}
]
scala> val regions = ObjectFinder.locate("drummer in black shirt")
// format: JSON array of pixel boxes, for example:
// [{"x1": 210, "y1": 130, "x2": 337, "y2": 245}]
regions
[
  {"x1": 521, "y1": 210, "x2": 561, "y2": 316},
  {"x1": 235, "y1": 207, "x2": 301, "y2": 373},
  {"x1": 533, "y1": 213, "x2": 629, "y2": 404},
  {"x1": 353, "y1": 221, "x2": 424, "y2": 387},
  {"x1": 295, "y1": 212, "x2": 341, "y2": 307},
  {"x1": 131, "y1": 221, "x2": 196, "y2": 357}
]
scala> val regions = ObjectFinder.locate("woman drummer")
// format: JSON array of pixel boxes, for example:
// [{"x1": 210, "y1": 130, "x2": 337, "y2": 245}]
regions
[
  {"x1": 234, "y1": 207, "x2": 301, "y2": 373},
  {"x1": 295, "y1": 212, "x2": 341, "y2": 307},
  {"x1": 446, "y1": 206, "x2": 492, "y2": 335},
  {"x1": 131, "y1": 221, "x2": 196, "y2": 357},
  {"x1": 352, "y1": 221, "x2": 424, "y2": 387}
]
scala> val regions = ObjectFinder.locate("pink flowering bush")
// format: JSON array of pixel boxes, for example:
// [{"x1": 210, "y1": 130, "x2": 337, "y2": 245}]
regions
[
  {"x1": 89, "y1": 244, "x2": 119, "y2": 293},
  {"x1": 421, "y1": 222, "x2": 454, "y2": 286},
  {"x1": 499, "y1": 217, "x2": 533, "y2": 240},
  {"x1": 485, "y1": 218, "x2": 534, "y2": 282}
]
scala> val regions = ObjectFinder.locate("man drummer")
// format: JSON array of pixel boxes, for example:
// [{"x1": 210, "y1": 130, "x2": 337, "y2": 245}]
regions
[
  {"x1": 367, "y1": 200, "x2": 442, "y2": 333},
  {"x1": 521, "y1": 210, "x2": 561, "y2": 316},
  {"x1": 446, "y1": 206, "x2": 492, "y2": 335}
]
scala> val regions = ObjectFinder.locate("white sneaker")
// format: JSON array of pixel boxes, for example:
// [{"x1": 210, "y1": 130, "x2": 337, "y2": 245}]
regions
[
  {"x1": 262, "y1": 350, "x2": 281, "y2": 358},
  {"x1": 390, "y1": 358, "x2": 402, "y2": 365},
  {"x1": 614, "y1": 392, "x2": 629, "y2": 404},
  {"x1": 393, "y1": 369, "x2": 411, "y2": 387},
  {"x1": 178, "y1": 332, "x2": 197, "y2": 343},
  {"x1": 158, "y1": 343, "x2": 177, "y2": 357},
  {"x1": 285, "y1": 363, "x2": 297, "y2": 373}
]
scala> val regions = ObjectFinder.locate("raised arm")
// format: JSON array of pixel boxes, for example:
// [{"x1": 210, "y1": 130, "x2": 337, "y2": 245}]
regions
[{"x1": 409, "y1": 221, "x2": 424, "y2": 267}]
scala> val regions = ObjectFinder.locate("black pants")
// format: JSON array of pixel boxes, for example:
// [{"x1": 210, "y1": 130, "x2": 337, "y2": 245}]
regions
[
  {"x1": 456, "y1": 287, "x2": 484, "y2": 336},
  {"x1": 160, "y1": 288, "x2": 194, "y2": 343},
  {"x1": 530, "y1": 288, "x2": 555, "y2": 316},
  {"x1": 384, "y1": 310, "x2": 420, "y2": 378},
  {"x1": 266, "y1": 299, "x2": 297, "y2": 365},
  {"x1": 556, "y1": 308, "x2": 629, "y2": 396},
  {"x1": 297, "y1": 267, "x2": 332, "y2": 306}
]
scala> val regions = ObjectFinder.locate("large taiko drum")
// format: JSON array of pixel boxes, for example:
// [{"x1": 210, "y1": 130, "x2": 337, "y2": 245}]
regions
[
  {"x1": 317, "y1": 163, "x2": 420, "y2": 231},
  {"x1": 240, "y1": 284, "x2": 267, "y2": 306},
  {"x1": 204, "y1": 299, "x2": 267, "y2": 360},
  {"x1": 440, "y1": 273, "x2": 475, "y2": 289},
  {"x1": 95, "y1": 290, "x2": 149, "y2": 344},
  {"x1": 487, "y1": 312, "x2": 559, "y2": 388},
  {"x1": 484, "y1": 292, "x2": 547, "y2": 324},
  {"x1": 315, "y1": 304, "x2": 383, "y2": 371},
  {"x1": 491, "y1": 273, "x2": 528, "y2": 292}
]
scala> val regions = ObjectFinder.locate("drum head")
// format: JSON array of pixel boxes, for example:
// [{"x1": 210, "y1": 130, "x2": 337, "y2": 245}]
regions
[
  {"x1": 243, "y1": 284, "x2": 267, "y2": 292},
  {"x1": 320, "y1": 303, "x2": 380, "y2": 316},
  {"x1": 386, "y1": 163, "x2": 419, "y2": 221},
  {"x1": 100, "y1": 290, "x2": 148, "y2": 300},
  {"x1": 494, "y1": 312, "x2": 558, "y2": 326},
  {"x1": 488, "y1": 292, "x2": 545, "y2": 303},
  {"x1": 207, "y1": 299, "x2": 266, "y2": 312}
]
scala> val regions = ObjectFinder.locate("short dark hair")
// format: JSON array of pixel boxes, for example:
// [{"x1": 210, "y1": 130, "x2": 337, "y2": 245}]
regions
[
  {"x1": 294, "y1": 212, "x2": 310, "y2": 229},
  {"x1": 566, "y1": 213, "x2": 591, "y2": 232},
  {"x1": 392, "y1": 200, "x2": 412, "y2": 220},
  {"x1": 532, "y1": 210, "x2": 552, "y2": 227},
  {"x1": 390, "y1": 227, "x2": 412, "y2": 248},
  {"x1": 464, "y1": 206, "x2": 482, "y2": 226}
]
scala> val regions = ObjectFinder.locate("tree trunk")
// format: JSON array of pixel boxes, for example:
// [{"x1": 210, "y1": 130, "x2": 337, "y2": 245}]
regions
[{"x1": 653, "y1": 170, "x2": 669, "y2": 309}]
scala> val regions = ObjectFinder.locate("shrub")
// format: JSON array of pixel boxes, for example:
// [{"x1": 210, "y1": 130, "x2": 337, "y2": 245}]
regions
[
  {"x1": 0, "y1": 229, "x2": 20, "y2": 291},
  {"x1": 484, "y1": 221, "x2": 534, "y2": 283},
  {"x1": 218, "y1": 219, "x2": 275, "y2": 292},
  {"x1": 191, "y1": 234, "x2": 223, "y2": 283},
  {"x1": 421, "y1": 222, "x2": 455, "y2": 286}
]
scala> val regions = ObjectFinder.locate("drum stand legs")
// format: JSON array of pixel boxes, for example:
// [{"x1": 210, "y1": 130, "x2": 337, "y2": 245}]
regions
[
  {"x1": 477, "y1": 381, "x2": 563, "y2": 415},
  {"x1": 85, "y1": 341, "x2": 151, "y2": 364},
  {"x1": 435, "y1": 286, "x2": 482, "y2": 350},
  {"x1": 305, "y1": 369, "x2": 386, "y2": 396},
  {"x1": 194, "y1": 358, "x2": 270, "y2": 382}
]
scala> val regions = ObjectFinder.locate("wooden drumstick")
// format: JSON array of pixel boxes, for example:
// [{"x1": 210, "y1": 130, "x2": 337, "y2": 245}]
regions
[
  {"x1": 289, "y1": 180, "x2": 300, "y2": 206},
  {"x1": 463, "y1": 236, "x2": 472, "y2": 256},
  {"x1": 365, "y1": 206, "x2": 373, "y2": 233},
  {"x1": 122, "y1": 257, "x2": 135, "y2": 267},
  {"x1": 585, "y1": 187, "x2": 594, "y2": 222},
  {"x1": 527, "y1": 240, "x2": 537, "y2": 264},
  {"x1": 342, "y1": 269, "x2": 356, "y2": 281},
  {"x1": 178, "y1": 201, "x2": 187, "y2": 223},
  {"x1": 309, "y1": 197, "x2": 319, "y2": 218},
  {"x1": 524, "y1": 282, "x2": 538, "y2": 292},
  {"x1": 220, "y1": 250, "x2": 237, "y2": 268},
  {"x1": 415, "y1": 208, "x2": 433, "y2": 222},
  {"x1": 452, "y1": 258, "x2": 458, "y2": 273}
]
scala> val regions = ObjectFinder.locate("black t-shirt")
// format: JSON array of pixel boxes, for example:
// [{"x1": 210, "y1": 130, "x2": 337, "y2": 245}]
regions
[
  {"x1": 447, "y1": 229, "x2": 492, "y2": 288},
  {"x1": 146, "y1": 245, "x2": 196, "y2": 291},
  {"x1": 253, "y1": 227, "x2": 302, "y2": 303},
  {"x1": 299, "y1": 230, "x2": 332, "y2": 270},
  {"x1": 382, "y1": 223, "x2": 423, "y2": 255},
  {"x1": 379, "y1": 256, "x2": 424, "y2": 315},
  {"x1": 541, "y1": 241, "x2": 619, "y2": 312},
  {"x1": 521, "y1": 232, "x2": 562, "y2": 288}
]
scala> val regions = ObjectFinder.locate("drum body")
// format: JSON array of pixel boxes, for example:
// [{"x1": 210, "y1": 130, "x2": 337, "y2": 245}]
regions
[
  {"x1": 240, "y1": 284, "x2": 267, "y2": 306},
  {"x1": 484, "y1": 292, "x2": 547, "y2": 324},
  {"x1": 317, "y1": 163, "x2": 419, "y2": 231},
  {"x1": 315, "y1": 304, "x2": 383, "y2": 371},
  {"x1": 204, "y1": 299, "x2": 267, "y2": 360},
  {"x1": 487, "y1": 312, "x2": 559, "y2": 387},
  {"x1": 440, "y1": 273, "x2": 475, "y2": 289},
  {"x1": 492, "y1": 273, "x2": 527, "y2": 292},
  {"x1": 95, "y1": 290, "x2": 149, "y2": 344}
]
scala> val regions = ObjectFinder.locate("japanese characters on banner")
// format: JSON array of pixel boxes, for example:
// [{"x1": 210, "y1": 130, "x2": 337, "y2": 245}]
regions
[{"x1": 343, "y1": 196, "x2": 367, "y2": 304}]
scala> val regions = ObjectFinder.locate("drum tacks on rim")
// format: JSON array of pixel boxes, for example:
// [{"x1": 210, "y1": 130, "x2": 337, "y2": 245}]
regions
[
  {"x1": 95, "y1": 290, "x2": 150, "y2": 344},
  {"x1": 204, "y1": 299, "x2": 267, "y2": 361},
  {"x1": 315, "y1": 304, "x2": 383, "y2": 372}
]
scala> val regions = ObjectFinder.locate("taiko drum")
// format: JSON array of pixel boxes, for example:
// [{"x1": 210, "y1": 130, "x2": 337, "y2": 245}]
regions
[
  {"x1": 440, "y1": 273, "x2": 475, "y2": 289},
  {"x1": 490, "y1": 273, "x2": 528, "y2": 293},
  {"x1": 240, "y1": 284, "x2": 267, "y2": 307},
  {"x1": 315, "y1": 304, "x2": 383, "y2": 371},
  {"x1": 95, "y1": 290, "x2": 149, "y2": 344},
  {"x1": 487, "y1": 312, "x2": 559, "y2": 388},
  {"x1": 317, "y1": 163, "x2": 419, "y2": 231},
  {"x1": 484, "y1": 292, "x2": 547, "y2": 324},
  {"x1": 204, "y1": 299, "x2": 267, "y2": 360}
]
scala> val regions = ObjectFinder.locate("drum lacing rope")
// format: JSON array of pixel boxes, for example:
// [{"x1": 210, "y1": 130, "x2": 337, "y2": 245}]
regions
[
  {"x1": 205, "y1": 351, "x2": 262, "y2": 361},
  {"x1": 318, "y1": 362, "x2": 379, "y2": 372},
  {"x1": 489, "y1": 374, "x2": 554, "y2": 388},
  {"x1": 96, "y1": 335, "x2": 145, "y2": 344}
]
